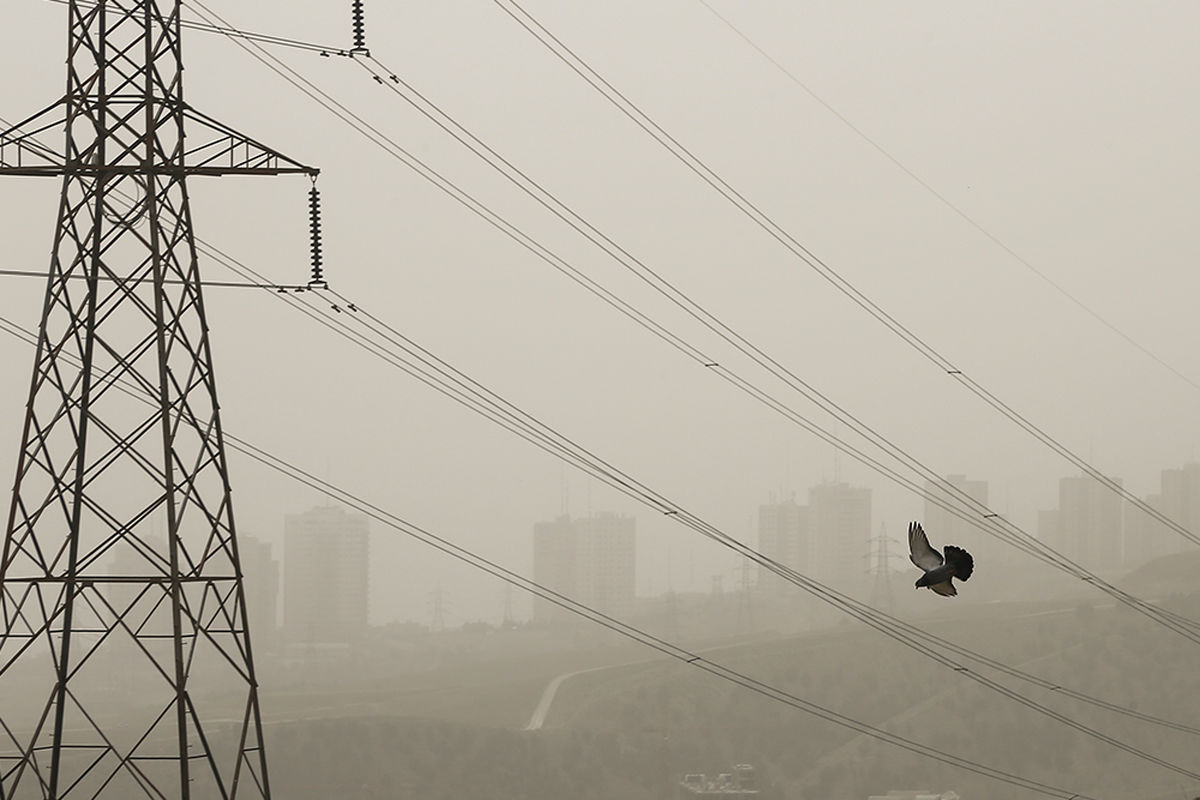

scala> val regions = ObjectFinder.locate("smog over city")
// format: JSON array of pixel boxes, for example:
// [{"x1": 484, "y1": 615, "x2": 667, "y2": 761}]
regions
[{"x1": 0, "y1": 2, "x2": 1198, "y2": 799}]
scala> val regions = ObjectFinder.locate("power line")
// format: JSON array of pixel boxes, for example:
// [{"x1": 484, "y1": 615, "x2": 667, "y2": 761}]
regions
[
  {"x1": 213, "y1": 445, "x2": 1109, "y2": 800},
  {"x1": 114, "y1": 189, "x2": 1200, "y2": 747},
  {"x1": 338, "y1": 49, "x2": 1200, "y2": 644},
  {"x1": 328, "y1": 296, "x2": 1200, "y2": 748},
  {"x1": 250, "y1": 274, "x2": 1200, "y2": 768},
  {"x1": 489, "y1": 0, "x2": 1200, "y2": 565},
  {"x1": 46, "y1": 0, "x2": 347, "y2": 56},
  {"x1": 692, "y1": 0, "x2": 1200, "y2": 396},
  {"x1": 7, "y1": 2, "x2": 1199, "y2": 679},
  {"x1": 0, "y1": 267, "x2": 306, "y2": 290},
  {"x1": 3, "y1": 7, "x2": 1194, "y2": 793},
  {"x1": 80, "y1": 0, "x2": 1200, "y2": 742},
  {"x1": 4, "y1": 227, "x2": 1197, "y2": 773},
  {"x1": 123, "y1": 5, "x2": 1200, "y2": 652},
  {"x1": 22, "y1": 235, "x2": 1200, "y2": 774},
  {"x1": 0, "y1": 315, "x2": 1145, "y2": 800}
]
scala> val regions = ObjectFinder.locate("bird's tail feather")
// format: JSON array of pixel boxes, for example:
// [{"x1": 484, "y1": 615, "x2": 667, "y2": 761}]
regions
[{"x1": 944, "y1": 545, "x2": 974, "y2": 581}]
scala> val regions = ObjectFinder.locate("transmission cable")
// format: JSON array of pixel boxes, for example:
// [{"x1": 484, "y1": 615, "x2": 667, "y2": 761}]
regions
[
  {"x1": 99, "y1": 1, "x2": 1200, "y2": 650},
  {"x1": 488, "y1": 0, "x2": 1199, "y2": 555},
  {"x1": 0, "y1": 318, "x2": 1149, "y2": 800},
  {"x1": 332, "y1": 49, "x2": 1200, "y2": 643},
  {"x1": 4, "y1": 3, "x2": 1195, "y2": 786},
  {"x1": 175, "y1": 4, "x2": 1158, "y2": 564},
  {"x1": 5, "y1": 12, "x2": 1199, "y2": 661},
  {"x1": 353, "y1": 38, "x2": 1200, "y2": 590},
  {"x1": 16, "y1": 241, "x2": 1197, "y2": 780},
  {"x1": 693, "y1": 0, "x2": 1200, "y2": 396},
  {"x1": 0, "y1": 267, "x2": 301, "y2": 291},
  {"x1": 4, "y1": 245, "x2": 1198, "y2": 776},
  {"x1": 14, "y1": 3, "x2": 1195, "y2": 758},
  {"x1": 324, "y1": 292, "x2": 1200, "y2": 747},
  {"x1": 47, "y1": 0, "x2": 347, "y2": 56}
]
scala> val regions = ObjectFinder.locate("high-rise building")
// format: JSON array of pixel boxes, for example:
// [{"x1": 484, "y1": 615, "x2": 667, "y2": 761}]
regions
[
  {"x1": 1159, "y1": 463, "x2": 1200, "y2": 555},
  {"x1": 1124, "y1": 463, "x2": 1200, "y2": 566},
  {"x1": 808, "y1": 482, "x2": 871, "y2": 593},
  {"x1": 923, "y1": 474, "x2": 988, "y2": 554},
  {"x1": 533, "y1": 515, "x2": 577, "y2": 625},
  {"x1": 1054, "y1": 474, "x2": 1123, "y2": 573},
  {"x1": 578, "y1": 512, "x2": 637, "y2": 618},
  {"x1": 239, "y1": 533, "x2": 280, "y2": 646},
  {"x1": 284, "y1": 506, "x2": 369, "y2": 645},
  {"x1": 757, "y1": 497, "x2": 808, "y2": 593},
  {"x1": 532, "y1": 512, "x2": 636, "y2": 624}
]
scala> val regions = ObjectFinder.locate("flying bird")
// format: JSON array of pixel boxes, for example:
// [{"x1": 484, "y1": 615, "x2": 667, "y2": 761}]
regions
[{"x1": 908, "y1": 521, "x2": 974, "y2": 597}]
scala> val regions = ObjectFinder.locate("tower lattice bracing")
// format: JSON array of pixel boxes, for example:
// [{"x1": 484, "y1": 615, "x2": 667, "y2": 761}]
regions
[{"x1": 0, "y1": 2, "x2": 314, "y2": 797}]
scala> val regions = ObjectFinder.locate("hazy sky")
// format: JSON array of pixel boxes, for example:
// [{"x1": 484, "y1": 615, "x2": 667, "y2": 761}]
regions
[{"x1": 1, "y1": 1, "x2": 1198, "y2": 625}]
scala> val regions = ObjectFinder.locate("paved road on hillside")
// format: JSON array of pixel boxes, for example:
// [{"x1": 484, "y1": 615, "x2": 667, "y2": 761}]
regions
[
  {"x1": 524, "y1": 604, "x2": 1094, "y2": 732},
  {"x1": 525, "y1": 665, "x2": 612, "y2": 730},
  {"x1": 523, "y1": 635, "x2": 784, "y2": 731}
]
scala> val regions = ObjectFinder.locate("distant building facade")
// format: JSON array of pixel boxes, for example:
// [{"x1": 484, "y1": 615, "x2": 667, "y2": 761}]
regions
[
  {"x1": 532, "y1": 512, "x2": 635, "y2": 624},
  {"x1": 1125, "y1": 462, "x2": 1200, "y2": 565},
  {"x1": 239, "y1": 533, "x2": 280, "y2": 646},
  {"x1": 923, "y1": 474, "x2": 988, "y2": 554},
  {"x1": 755, "y1": 482, "x2": 871, "y2": 597},
  {"x1": 284, "y1": 506, "x2": 369, "y2": 645},
  {"x1": 808, "y1": 481, "x2": 871, "y2": 592},
  {"x1": 756, "y1": 497, "x2": 808, "y2": 593},
  {"x1": 1040, "y1": 474, "x2": 1123, "y2": 573}
]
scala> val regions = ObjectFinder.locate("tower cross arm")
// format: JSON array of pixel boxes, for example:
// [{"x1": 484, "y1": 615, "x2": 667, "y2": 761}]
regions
[
  {"x1": 0, "y1": 99, "x2": 71, "y2": 174},
  {"x1": 0, "y1": 101, "x2": 317, "y2": 178},
  {"x1": 178, "y1": 106, "x2": 318, "y2": 177}
]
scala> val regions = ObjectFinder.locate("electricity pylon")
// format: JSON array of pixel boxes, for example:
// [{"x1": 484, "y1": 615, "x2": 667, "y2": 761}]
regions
[
  {"x1": 0, "y1": 2, "x2": 314, "y2": 797},
  {"x1": 868, "y1": 525, "x2": 898, "y2": 615}
]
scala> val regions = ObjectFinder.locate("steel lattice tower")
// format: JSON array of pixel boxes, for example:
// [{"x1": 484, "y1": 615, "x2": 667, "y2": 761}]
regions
[
  {"x1": 868, "y1": 525, "x2": 896, "y2": 615},
  {"x1": 0, "y1": 2, "x2": 314, "y2": 797}
]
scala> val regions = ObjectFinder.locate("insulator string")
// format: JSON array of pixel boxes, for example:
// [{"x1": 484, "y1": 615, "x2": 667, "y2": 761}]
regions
[
  {"x1": 308, "y1": 181, "x2": 326, "y2": 287},
  {"x1": 351, "y1": 0, "x2": 368, "y2": 54}
]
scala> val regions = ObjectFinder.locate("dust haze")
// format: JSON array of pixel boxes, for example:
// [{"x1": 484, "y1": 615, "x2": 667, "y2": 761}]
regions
[{"x1": 1, "y1": 1, "x2": 1198, "y2": 798}]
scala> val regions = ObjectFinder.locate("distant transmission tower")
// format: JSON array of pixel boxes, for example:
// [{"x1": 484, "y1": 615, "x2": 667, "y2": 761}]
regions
[
  {"x1": 868, "y1": 524, "x2": 898, "y2": 614},
  {"x1": 0, "y1": 2, "x2": 315, "y2": 797}
]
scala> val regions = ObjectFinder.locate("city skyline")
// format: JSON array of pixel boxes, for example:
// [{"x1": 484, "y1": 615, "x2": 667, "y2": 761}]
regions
[
  {"x1": 254, "y1": 458, "x2": 1199, "y2": 630},
  {"x1": 1, "y1": 3, "x2": 1198, "y2": 797},
  {"x1": 3, "y1": 2, "x2": 1200, "y2": 630}
]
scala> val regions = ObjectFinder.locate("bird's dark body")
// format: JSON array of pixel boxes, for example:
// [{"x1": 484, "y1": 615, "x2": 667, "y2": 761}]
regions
[
  {"x1": 908, "y1": 524, "x2": 974, "y2": 597},
  {"x1": 915, "y1": 563, "x2": 957, "y2": 589}
]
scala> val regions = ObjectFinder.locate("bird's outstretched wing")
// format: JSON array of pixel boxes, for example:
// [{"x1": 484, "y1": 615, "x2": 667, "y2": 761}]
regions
[{"x1": 908, "y1": 521, "x2": 943, "y2": 571}]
